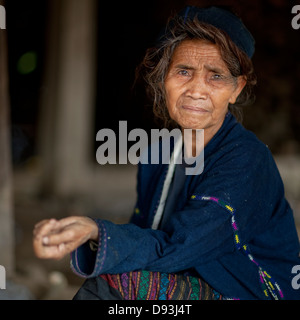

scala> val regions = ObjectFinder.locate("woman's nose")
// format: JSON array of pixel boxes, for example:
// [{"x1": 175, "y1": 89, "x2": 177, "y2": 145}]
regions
[{"x1": 185, "y1": 74, "x2": 208, "y2": 100}]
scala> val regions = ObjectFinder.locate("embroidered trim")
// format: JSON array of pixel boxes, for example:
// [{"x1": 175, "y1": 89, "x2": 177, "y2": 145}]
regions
[
  {"x1": 94, "y1": 219, "x2": 107, "y2": 275},
  {"x1": 70, "y1": 250, "x2": 88, "y2": 278},
  {"x1": 191, "y1": 194, "x2": 284, "y2": 300},
  {"x1": 70, "y1": 219, "x2": 108, "y2": 278}
]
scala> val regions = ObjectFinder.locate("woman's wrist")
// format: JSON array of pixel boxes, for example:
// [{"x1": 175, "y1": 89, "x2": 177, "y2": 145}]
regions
[{"x1": 87, "y1": 218, "x2": 99, "y2": 241}]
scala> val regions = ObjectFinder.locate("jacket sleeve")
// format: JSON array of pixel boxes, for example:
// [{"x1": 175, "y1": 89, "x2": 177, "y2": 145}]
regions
[{"x1": 70, "y1": 142, "x2": 286, "y2": 277}]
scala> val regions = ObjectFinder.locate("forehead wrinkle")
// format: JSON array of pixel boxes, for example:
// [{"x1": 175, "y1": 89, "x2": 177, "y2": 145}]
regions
[{"x1": 170, "y1": 40, "x2": 228, "y2": 73}]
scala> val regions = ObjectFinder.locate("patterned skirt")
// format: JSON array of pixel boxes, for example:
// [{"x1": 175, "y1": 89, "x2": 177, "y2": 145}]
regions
[{"x1": 73, "y1": 271, "x2": 222, "y2": 300}]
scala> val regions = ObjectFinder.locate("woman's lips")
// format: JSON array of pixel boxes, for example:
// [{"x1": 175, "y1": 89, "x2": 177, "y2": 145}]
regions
[{"x1": 182, "y1": 105, "x2": 210, "y2": 113}]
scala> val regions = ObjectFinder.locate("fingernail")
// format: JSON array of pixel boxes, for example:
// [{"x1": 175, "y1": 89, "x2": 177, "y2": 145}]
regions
[
  {"x1": 42, "y1": 237, "x2": 49, "y2": 245},
  {"x1": 59, "y1": 243, "x2": 65, "y2": 251}
]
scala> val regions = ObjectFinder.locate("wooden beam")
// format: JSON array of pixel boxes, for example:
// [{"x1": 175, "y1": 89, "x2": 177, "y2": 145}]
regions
[{"x1": 38, "y1": 0, "x2": 97, "y2": 197}]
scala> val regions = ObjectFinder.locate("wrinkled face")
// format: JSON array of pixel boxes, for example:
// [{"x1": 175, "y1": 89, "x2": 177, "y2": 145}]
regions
[{"x1": 164, "y1": 39, "x2": 246, "y2": 144}]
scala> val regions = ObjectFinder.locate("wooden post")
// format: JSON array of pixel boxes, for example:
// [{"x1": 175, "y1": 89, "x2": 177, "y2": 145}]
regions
[
  {"x1": 0, "y1": 0, "x2": 15, "y2": 277},
  {"x1": 38, "y1": 0, "x2": 97, "y2": 196}
]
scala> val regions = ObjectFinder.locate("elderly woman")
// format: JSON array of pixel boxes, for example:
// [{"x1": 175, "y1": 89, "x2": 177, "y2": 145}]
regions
[{"x1": 33, "y1": 6, "x2": 300, "y2": 300}]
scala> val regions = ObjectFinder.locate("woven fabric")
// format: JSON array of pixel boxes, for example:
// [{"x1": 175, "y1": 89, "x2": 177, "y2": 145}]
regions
[{"x1": 99, "y1": 271, "x2": 222, "y2": 300}]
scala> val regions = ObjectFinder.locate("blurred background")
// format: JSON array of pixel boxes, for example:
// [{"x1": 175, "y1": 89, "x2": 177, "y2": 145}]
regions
[{"x1": 0, "y1": 0, "x2": 299, "y2": 299}]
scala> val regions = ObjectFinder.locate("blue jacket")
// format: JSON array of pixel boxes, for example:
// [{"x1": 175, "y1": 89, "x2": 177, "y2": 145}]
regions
[{"x1": 71, "y1": 113, "x2": 300, "y2": 300}]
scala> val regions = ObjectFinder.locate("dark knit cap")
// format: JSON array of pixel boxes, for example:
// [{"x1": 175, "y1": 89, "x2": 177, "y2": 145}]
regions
[{"x1": 164, "y1": 6, "x2": 255, "y2": 58}]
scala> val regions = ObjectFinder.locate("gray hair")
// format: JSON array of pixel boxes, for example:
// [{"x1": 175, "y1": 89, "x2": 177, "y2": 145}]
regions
[{"x1": 138, "y1": 16, "x2": 257, "y2": 127}]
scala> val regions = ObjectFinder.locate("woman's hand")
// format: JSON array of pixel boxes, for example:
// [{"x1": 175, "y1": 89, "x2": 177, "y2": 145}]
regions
[{"x1": 33, "y1": 216, "x2": 98, "y2": 260}]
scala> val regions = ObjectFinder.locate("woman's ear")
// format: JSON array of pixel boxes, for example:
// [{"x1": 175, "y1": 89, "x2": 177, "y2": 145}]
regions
[{"x1": 229, "y1": 76, "x2": 247, "y2": 104}]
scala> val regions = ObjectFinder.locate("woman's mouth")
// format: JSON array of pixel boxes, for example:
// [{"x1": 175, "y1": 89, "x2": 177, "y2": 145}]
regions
[{"x1": 182, "y1": 105, "x2": 210, "y2": 113}]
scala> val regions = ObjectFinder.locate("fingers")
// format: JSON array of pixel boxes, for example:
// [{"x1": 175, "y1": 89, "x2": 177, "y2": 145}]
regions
[
  {"x1": 33, "y1": 239, "x2": 66, "y2": 260},
  {"x1": 51, "y1": 216, "x2": 80, "y2": 230},
  {"x1": 34, "y1": 217, "x2": 76, "y2": 243},
  {"x1": 33, "y1": 216, "x2": 99, "y2": 260},
  {"x1": 33, "y1": 218, "x2": 69, "y2": 260},
  {"x1": 44, "y1": 216, "x2": 98, "y2": 244},
  {"x1": 33, "y1": 219, "x2": 58, "y2": 238},
  {"x1": 42, "y1": 225, "x2": 77, "y2": 246}
]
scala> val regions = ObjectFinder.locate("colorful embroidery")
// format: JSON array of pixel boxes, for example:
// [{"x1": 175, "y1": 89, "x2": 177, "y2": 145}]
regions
[
  {"x1": 100, "y1": 271, "x2": 222, "y2": 300},
  {"x1": 191, "y1": 194, "x2": 284, "y2": 300}
]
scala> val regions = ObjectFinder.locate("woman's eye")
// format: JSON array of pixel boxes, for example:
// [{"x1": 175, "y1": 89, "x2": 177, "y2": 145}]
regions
[
  {"x1": 208, "y1": 73, "x2": 235, "y2": 87},
  {"x1": 178, "y1": 69, "x2": 189, "y2": 76},
  {"x1": 211, "y1": 73, "x2": 223, "y2": 80}
]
